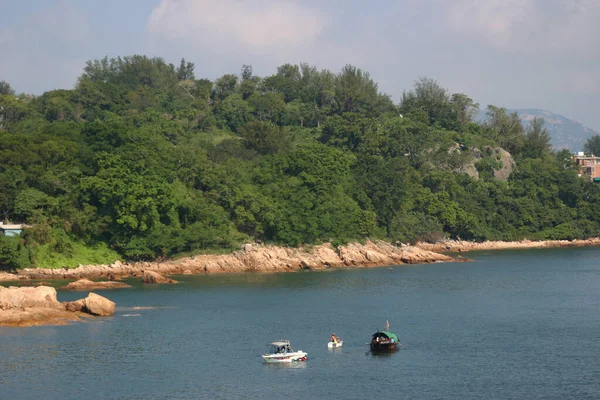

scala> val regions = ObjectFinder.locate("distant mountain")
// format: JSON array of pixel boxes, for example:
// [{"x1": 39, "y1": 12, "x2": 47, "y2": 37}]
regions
[{"x1": 476, "y1": 108, "x2": 599, "y2": 152}]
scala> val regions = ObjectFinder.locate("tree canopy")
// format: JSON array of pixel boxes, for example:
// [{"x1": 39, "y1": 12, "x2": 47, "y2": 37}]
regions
[{"x1": 0, "y1": 55, "x2": 596, "y2": 269}]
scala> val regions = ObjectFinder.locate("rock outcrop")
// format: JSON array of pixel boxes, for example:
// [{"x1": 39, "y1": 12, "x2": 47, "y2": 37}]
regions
[
  {"x1": 414, "y1": 238, "x2": 600, "y2": 253},
  {"x1": 0, "y1": 285, "x2": 63, "y2": 310},
  {"x1": 2, "y1": 238, "x2": 599, "y2": 289},
  {"x1": 62, "y1": 279, "x2": 131, "y2": 290},
  {"x1": 142, "y1": 271, "x2": 177, "y2": 284},
  {"x1": 83, "y1": 293, "x2": 115, "y2": 316},
  {"x1": 0, "y1": 286, "x2": 116, "y2": 327},
  {"x1": 0, "y1": 307, "x2": 81, "y2": 327},
  {"x1": 0, "y1": 241, "x2": 460, "y2": 283},
  {"x1": 63, "y1": 299, "x2": 85, "y2": 312},
  {"x1": 460, "y1": 146, "x2": 515, "y2": 181}
]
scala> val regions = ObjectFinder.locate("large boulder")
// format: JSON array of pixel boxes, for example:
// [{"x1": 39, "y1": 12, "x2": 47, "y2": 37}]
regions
[
  {"x1": 460, "y1": 146, "x2": 515, "y2": 181},
  {"x1": 83, "y1": 293, "x2": 115, "y2": 316},
  {"x1": 0, "y1": 286, "x2": 63, "y2": 310},
  {"x1": 142, "y1": 271, "x2": 177, "y2": 284},
  {"x1": 242, "y1": 243, "x2": 253, "y2": 252},
  {"x1": 63, "y1": 299, "x2": 85, "y2": 312},
  {"x1": 0, "y1": 286, "x2": 81, "y2": 327},
  {"x1": 0, "y1": 307, "x2": 80, "y2": 327},
  {"x1": 62, "y1": 279, "x2": 131, "y2": 290}
]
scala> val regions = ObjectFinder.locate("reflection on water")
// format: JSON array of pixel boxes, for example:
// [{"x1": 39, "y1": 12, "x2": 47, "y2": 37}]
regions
[{"x1": 264, "y1": 361, "x2": 308, "y2": 369}]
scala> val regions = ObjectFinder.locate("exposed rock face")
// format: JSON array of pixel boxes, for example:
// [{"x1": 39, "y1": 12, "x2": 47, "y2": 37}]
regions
[
  {"x1": 0, "y1": 241, "x2": 460, "y2": 282},
  {"x1": 142, "y1": 271, "x2": 177, "y2": 284},
  {"x1": 415, "y1": 238, "x2": 600, "y2": 253},
  {"x1": 492, "y1": 148, "x2": 514, "y2": 181},
  {"x1": 0, "y1": 285, "x2": 76, "y2": 327},
  {"x1": 242, "y1": 243, "x2": 253, "y2": 252},
  {"x1": 62, "y1": 279, "x2": 131, "y2": 290},
  {"x1": 0, "y1": 286, "x2": 63, "y2": 310},
  {"x1": 461, "y1": 146, "x2": 515, "y2": 181},
  {"x1": 63, "y1": 299, "x2": 85, "y2": 312},
  {"x1": 83, "y1": 293, "x2": 115, "y2": 316},
  {"x1": 0, "y1": 286, "x2": 116, "y2": 327},
  {"x1": 0, "y1": 307, "x2": 81, "y2": 327},
  {"x1": 4, "y1": 238, "x2": 600, "y2": 288}
]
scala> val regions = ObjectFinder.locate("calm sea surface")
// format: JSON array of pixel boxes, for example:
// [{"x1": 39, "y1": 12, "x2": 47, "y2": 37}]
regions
[{"x1": 2, "y1": 247, "x2": 600, "y2": 399}]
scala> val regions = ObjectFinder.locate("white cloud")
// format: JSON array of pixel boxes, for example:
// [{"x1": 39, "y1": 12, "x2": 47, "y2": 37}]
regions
[
  {"x1": 147, "y1": 0, "x2": 326, "y2": 50},
  {"x1": 445, "y1": 0, "x2": 600, "y2": 59},
  {"x1": 446, "y1": 0, "x2": 535, "y2": 48}
]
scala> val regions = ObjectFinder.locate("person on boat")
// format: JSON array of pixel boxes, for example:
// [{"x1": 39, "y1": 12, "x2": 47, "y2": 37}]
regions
[{"x1": 330, "y1": 333, "x2": 338, "y2": 344}]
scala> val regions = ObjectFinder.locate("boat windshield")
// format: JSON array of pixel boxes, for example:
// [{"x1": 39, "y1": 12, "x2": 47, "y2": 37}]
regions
[{"x1": 268, "y1": 341, "x2": 292, "y2": 354}]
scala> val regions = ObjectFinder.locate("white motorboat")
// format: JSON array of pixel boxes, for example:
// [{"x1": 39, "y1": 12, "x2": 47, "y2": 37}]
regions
[{"x1": 262, "y1": 340, "x2": 307, "y2": 363}]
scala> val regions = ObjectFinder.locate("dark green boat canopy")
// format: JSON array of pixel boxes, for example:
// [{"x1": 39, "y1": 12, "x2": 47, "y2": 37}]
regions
[{"x1": 372, "y1": 331, "x2": 399, "y2": 341}]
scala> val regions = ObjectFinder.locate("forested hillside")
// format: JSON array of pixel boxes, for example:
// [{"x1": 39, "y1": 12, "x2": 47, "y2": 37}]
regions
[{"x1": 1, "y1": 55, "x2": 599, "y2": 269}]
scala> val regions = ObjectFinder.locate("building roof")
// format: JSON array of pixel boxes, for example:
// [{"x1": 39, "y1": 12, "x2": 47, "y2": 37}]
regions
[{"x1": 0, "y1": 224, "x2": 24, "y2": 230}]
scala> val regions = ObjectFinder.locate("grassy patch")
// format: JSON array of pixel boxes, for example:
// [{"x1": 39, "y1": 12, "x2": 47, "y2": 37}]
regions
[{"x1": 32, "y1": 242, "x2": 121, "y2": 269}]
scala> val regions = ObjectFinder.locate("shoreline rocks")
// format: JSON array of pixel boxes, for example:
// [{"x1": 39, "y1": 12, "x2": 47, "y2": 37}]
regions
[
  {"x1": 413, "y1": 238, "x2": 600, "y2": 253},
  {"x1": 62, "y1": 279, "x2": 132, "y2": 290},
  {"x1": 1, "y1": 238, "x2": 599, "y2": 285},
  {"x1": 142, "y1": 271, "x2": 177, "y2": 284},
  {"x1": 0, "y1": 240, "x2": 456, "y2": 282},
  {"x1": 83, "y1": 293, "x2": 115, "y2": 316},
  {"x1": 0, "y1": 285, "x2": 116, "y2": 327}
]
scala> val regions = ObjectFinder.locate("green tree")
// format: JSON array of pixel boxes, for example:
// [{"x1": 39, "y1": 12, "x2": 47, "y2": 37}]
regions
[
  {"x1": 0, "y1": 94, "x2": 29, "y2": 131},
  {"x1": 0, "y1": 81, "x2": 15, "y2": 96},
  {"x1": 400, "y1": 77, "x2": 458, "y2": 129},
  {"x1": 213, "y1": 74, "x2": 238, "y2": 101},
  {"x1": 583, "y1": 135, "x2": 600, "y2": 156},
  {"x1": 214, "y1": 94, "x2": 251, "y2": 132},
  {"x1": 176, "y1": 58, "x2": 195, "y2": 80},
  {"x1": 522, "y1": 117, "x2": 552, "y2": 159},
  {"x1": 248, "y1": 92, "x2": 285, "y2": 123},
  {"x1": 335, "y1": 65, "x2": 393, "y2": 114},
  {"x1": 483, "y1": 105, "x2": 525, "y2": 155},
  {"x1": 239, "y1": 121, "x2": 292, "y2": 155}
]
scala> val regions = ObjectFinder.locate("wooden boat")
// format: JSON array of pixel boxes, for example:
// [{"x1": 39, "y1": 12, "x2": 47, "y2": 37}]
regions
[
  {"x1": 370, "y1": 331, "x2": 399, "y2": 352},
  {"x1": 370, "y1": 321, "x2": 400, "y2": 353}
]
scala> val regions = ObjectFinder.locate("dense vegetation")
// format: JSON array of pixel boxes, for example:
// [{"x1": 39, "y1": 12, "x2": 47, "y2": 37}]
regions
[{"x1": 1, "y1": 55, "x2": 599, "y2": 269}]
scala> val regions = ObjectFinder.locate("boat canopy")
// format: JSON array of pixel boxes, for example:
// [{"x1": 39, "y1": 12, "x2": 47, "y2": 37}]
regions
[
  {"x1": 372, "y1": 331, "x2": 399, "y2": 342},
  {"x1": 269, "y1": 340, "x2": 290, "y2": 347}
]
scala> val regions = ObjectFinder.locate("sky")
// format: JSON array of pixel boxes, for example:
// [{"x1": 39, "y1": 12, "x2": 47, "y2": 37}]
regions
[{"x1": 1, "y1": 0, "x2": 599, "y2": 130}]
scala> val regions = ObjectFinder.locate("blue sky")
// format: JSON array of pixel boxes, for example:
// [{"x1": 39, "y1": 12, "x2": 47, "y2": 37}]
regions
[{"x1": 1, "y1": 0, "x2": 599, "y2": 130}]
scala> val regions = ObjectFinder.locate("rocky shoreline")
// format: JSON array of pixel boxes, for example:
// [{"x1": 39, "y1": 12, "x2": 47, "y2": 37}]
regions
[
  {"x1": 4, "y1": 238, "x2": 597, "y2": 327},
  {"x1": 0, "y1": 241, "x2": 453, "y2": 282},
  {"x1": 2, "y1": 238, "x2": 599, "y2": 285},
  {"x1": 0, "y1": 286, "x2": 115, "y2": 327},
  {"x1": 414, "y1": 238, "x2": 600, "y2": 253}
]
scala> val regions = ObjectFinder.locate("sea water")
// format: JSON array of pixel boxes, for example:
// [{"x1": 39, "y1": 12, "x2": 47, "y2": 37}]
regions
[{"x1": 1, "y1": 247, "x2": 600, "y2": 399}]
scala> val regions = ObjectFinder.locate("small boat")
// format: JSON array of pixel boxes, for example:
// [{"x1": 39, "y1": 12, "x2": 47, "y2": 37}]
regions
[
  {"x1": 370, "y1": 321, "x2": 400, "y2": 353},
  {"x1": 328, "y1": 333, "x2": 343, "y2": 348},
  {"x1": 262, "y1": 340, "x2": 307, "y2": 363}
]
